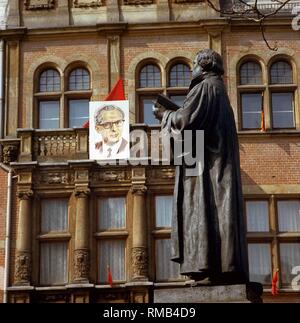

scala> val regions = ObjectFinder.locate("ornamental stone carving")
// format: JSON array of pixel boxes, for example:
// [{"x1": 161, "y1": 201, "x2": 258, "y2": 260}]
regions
[
  {"x1": 124, "y1": 0, "x2": 153, "y2": 4},
  {"x1": 2, "y1": 145, "x2": 18, "y2": 164},
  {"x1": 17, "y1": 190, "x2": 34, "y2": 200},
  {"x1": 73, "y1": 249, "x2": 90, "y2": 282},
  {"x1": 24, "y1": 0, "x2": 55, "y2": 10},
  {"x1": 75, "y1": 187, "x2": 91, "y2": 198},
  {"x1": 73, "y1": 0, "x2": 103, "y2": 7},
  {"x1": 132, "y1": 247, "x2": 148, "y2": 279},
  {"x1": 15, "y1": 252, "x2": 31, "y2": 285},
  {"x1": 131, "y1": 185, "x2": 147, "y2": 195}
]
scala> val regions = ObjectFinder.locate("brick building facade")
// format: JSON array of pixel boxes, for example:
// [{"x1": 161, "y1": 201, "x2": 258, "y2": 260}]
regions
[{"x1": 0, "y1": 0, "x2": 299, "y2": 303}]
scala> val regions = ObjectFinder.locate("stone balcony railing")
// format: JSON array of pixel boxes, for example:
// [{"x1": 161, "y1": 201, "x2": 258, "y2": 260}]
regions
[{"x1": 0, "y1": 125, "x2": 163, "y2": 164}]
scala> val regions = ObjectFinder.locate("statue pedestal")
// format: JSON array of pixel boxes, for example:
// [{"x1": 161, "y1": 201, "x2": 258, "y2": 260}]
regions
[{"x1": 154, "y1": 282, "x2": 263, "y2": 303}]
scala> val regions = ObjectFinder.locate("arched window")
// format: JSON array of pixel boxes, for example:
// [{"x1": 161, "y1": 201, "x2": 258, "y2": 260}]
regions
[
  {"x1": 270, "y1": 61, "x2": 292, "y2": 84},
  {"x1": 239, "y1": 61, "x2": 263, "y2": 129},
  {"x1": 67, "y1": 68, "x2": 91, "y2": 127},
  {"x1": 38, "y1": 69, "x2": 61, "y2": 129},
  {"x1": 240, "y1": 61, "x2": 262, "y2": 85},
  {"x1": 169, "y1": 63, "x2": 191, "y2": 87},
  {"x1": 139, "y1": 64, "x2": 161, "y2": 88},
  {"x1": 39, "y1": 69, "x2": 61, "y2": 92},
  {"x1": 269, "y1": 61, "x2": 294, "y2": 129},
  {"x1": 69, "y1": 68, "x2": 90, "y2": 91}
]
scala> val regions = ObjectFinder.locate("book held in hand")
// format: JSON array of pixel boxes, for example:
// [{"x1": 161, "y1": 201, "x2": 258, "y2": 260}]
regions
[{"x1": 155, "y1": 94, "x2": 182, "y2": 111}]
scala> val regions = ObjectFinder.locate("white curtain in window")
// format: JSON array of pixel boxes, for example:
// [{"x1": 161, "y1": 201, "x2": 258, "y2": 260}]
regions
[
  {"x1": 155, "y1": 196, "x2": 173, "y2": 227},
  {"x1": 41, "y1": 199, "x2": 68, "y2": 233},
  {"x1": 98, "y1": 240, "x2": 125, "y2": 282},
  {"x1": 40, "y1": 242, "x2": 68, "y2": 285},
  {"x1": 280, "y1": 243, "x2": 300, "y2": 285},
  {"x1": 246, "y1": 201, "x2": 269, "y2": 232},
  {"x1": 98, "y1": 198, "x2": 126, "y2": 230},
  {"x1": 278, "y1": 200, "x2": 300, "y2": 232},
  {"x1": 248, "y1": 244, "x2": 272, "y2": 284},
  {"x1": 156, "y1": 239, "x2": 180, "y2": 281}
]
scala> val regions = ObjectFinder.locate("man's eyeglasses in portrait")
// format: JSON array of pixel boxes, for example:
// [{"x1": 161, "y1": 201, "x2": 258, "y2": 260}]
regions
[{"x1": 98, "y1": 119, "x2": 124, "y2": 129}]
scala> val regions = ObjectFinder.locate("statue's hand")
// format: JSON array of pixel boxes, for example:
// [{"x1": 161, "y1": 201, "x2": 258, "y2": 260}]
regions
[{"x1": 153, "y1": 103, "x2": 167, "y2": 121}]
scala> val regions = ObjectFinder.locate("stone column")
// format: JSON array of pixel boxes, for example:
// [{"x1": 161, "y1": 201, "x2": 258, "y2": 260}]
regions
[
  {"x1": 14, "y1": 189, "x2": 33, "y2": 286},
  {"x1": 73, "y1": 187, "x2": 90, "y2": 283},
  {"x1": 131, "y1": 185, "x2": 148, "y2": 281}
]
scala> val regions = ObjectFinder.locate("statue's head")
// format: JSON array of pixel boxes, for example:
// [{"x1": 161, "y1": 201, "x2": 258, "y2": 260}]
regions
[{"x1": 192, "y1": 49, "x2": 224, "y2": 79}]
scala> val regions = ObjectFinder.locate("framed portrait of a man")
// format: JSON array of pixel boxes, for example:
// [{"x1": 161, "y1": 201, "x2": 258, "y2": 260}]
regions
[{"x1": 89, "y1": 100, "x2": 130, "y2": 160}]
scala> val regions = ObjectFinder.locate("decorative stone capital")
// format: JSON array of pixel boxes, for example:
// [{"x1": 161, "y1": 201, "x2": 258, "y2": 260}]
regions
[
  {"x1": 73, "y1": 249, "x2": 90, "y2": 282},
  {"x1": 17, "y1": 190, "x2": 34, "y2": 200},
  {"x1": 14, "y1": 252, "x2": 31, "y2": 286},
  {"x1": 132, "y1": 247, "x2": 148, "y2": 280},
  {"x1": 75, "y1": 187, "x2": 90, "y2": 198},
  {"x1": 131, "y1": 185, "x2": 147, "y2": 196}
]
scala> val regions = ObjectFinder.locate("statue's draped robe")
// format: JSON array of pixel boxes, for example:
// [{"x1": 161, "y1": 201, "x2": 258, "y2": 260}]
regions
[{"x1": 162, "y1": 72, "x2": 249, "y2": 279}]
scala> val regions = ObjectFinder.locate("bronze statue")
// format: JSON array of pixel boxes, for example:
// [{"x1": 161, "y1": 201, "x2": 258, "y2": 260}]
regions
[{"x1": 153, "y1": 49, "x2": 249, "y2": 285}]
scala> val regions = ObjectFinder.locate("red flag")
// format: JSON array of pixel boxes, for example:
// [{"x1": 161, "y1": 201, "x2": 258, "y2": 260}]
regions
[
  {"x1": 260, "y1": 106, "x2": 266, "y2": 132},
  {"x1": 82, "y1": 79, "x2": 126, "y2": 128},
  {"x1": 271, "y1": 269, "x2": 279, "y2": 296},
  {"x1": 107, "y1": 265, "x2": 113, "y2": 287}
]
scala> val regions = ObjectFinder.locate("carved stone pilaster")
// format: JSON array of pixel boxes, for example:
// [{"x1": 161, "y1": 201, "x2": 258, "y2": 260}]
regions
[
  {"x1": 15, "y1": 252, "x2": 31, "y2": 285},
  {"x1": 73, "y1": 249, "x2": 90, "y2": 282},
  {"x1": 132, "y1": 247, "x2": 148, "y2": 280}
]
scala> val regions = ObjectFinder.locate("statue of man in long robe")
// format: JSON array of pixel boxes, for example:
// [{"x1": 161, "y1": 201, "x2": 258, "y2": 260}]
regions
[{"x1": 153, "y1": 49, "x2": 249, "y2": 285}]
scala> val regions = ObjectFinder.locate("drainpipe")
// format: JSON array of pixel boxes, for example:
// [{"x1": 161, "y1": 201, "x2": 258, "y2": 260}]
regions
[{"x1": 2, "y1": 164, "x2": 12, "y2": 303}]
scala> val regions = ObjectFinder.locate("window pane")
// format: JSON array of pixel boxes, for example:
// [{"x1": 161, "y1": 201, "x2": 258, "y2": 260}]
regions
[
  {"x1": 270, "y1": 61, "x2": 292, "y2": 84},
  {"x1": 40, "y1": 242, "x2": 68, "y2": 285},
  {"x1": 248, "y1": 243, "x2": 272, "y2": 284},
  {"x1": 39, "y1": 101, "x2": 60, "y2": 129},
  {"x1": 156, "y1": 239, "x2": 181, "y2": 281},
  {"x1": 170, "y1": 95, "x2": 185, "y2": 108},
  {"x1": 246, "y1": 201, "x2": 269, "y2": 232},
  {"x1": 240, "y1": 62, "x2": 262, "y2": 85},
  {"x1": 280, "y1": 243, "x2": 300, "y2": 286},
  {"x1": 39, "y1": 69, "x2": 60, "y2": 92},
  {"x1": 142, "y1": 98, "x2": 159, "y2": 125},
  {"x1": 278, "y1": 200, "x2": 300, "y2": 232},
  {"x1": 139, "y1": 65, "x2": 161, "y2": 88},
  {"x1": 98, "y1": 197, "x2": 126, "y2": 230},
  {"x1": 169, "y1": 64, "x2": 191, "y2": 87},
  {"x1": 155, "y1": 196, "x2": 173, "y2": 227},
  {"x1": 98, "y1": 240, "x2": 125, "y2": 282},
  {"x1": 41, "y1": 199, "x2": 68, "y2": 233},
  {"x1": 271, "y1": 93, "x2": 294, "y2": 128},
  {"x1": 69, "y1": 68, "x2": 90, "y2": 91},
  {"x1": 69, "y1": 99, "x2": 89, "y2": 128},
  {"x1": 241, "y1": 93, "x2": 262, "y2": 129}
]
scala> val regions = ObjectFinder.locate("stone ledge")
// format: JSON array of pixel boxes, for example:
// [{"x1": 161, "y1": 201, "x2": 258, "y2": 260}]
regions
[{"x1": 154, "y1": 283, "x2": 263, "y2": 303}]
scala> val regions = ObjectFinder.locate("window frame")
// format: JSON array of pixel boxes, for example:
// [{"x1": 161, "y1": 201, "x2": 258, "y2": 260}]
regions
[
  {"x1": 35, "y1": 195, "x2": 71, "y2": 287},
  {"x1": 245, "y1": 195, "x2": 300, "y2": 289},
  {"x1": 93, "y1": 191, "x2": 129, "y2": 285}
]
